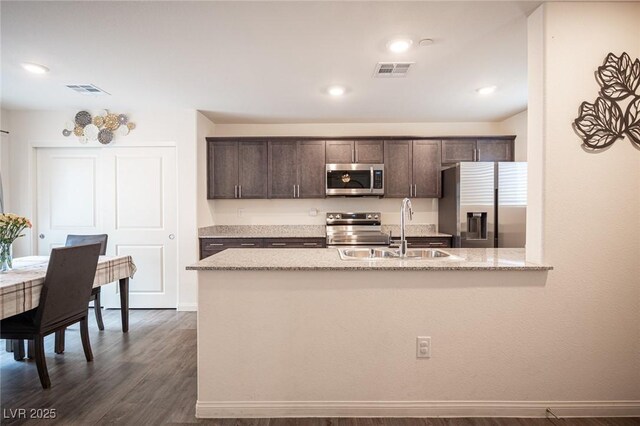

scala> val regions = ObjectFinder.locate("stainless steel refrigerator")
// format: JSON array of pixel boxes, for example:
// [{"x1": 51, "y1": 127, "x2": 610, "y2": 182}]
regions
[{"x1": 438, "y1": 162, "x2": 527, "y2": 248}]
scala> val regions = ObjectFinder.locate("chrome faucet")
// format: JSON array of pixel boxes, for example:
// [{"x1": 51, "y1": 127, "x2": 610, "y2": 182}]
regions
[{"x1": 399, "y1": 197, "x2": 413, "y2": 257}]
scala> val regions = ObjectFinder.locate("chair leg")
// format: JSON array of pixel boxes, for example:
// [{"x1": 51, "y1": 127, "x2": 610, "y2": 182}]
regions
[
  {"x1": 80, "y1": 317, "x2": 93, "y2": 362},
  {"x1": 34, "y1": 336, "x2": 50, "y2": 389},
  {"x1": 27, "y1": 340, "x2": 35, "y2": 359},
  {"x1": 93, "y1": 290, "x2": 105, "y2": 331},
  {"x1": 12, "y1": 339, "x2": 25, "y2": 361},
  {"x1": 6, "y1": 339, "x2": 13, "y2": 352},
  {"x1": 54, "y1": 329, "x2": 65, "y2": 354}
]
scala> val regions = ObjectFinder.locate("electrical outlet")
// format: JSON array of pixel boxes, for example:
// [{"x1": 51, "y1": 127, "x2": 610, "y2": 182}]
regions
[
  {"x1": 309, "y1": 208, "x2": 318, "y2": 217},
  {"x1": 416, "y1": 336, "x2": 431, "y2": 358},
  {"x1": 237, "y1": 208, "x2": 245, "y2": 218}
]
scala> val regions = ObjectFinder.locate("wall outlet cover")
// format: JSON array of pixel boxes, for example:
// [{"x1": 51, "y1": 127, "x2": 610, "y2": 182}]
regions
[{"x1": 416, "y1": 336, "x2": 431, "y2": 358}]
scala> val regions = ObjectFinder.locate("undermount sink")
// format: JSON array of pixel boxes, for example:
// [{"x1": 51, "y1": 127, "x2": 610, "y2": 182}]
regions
[{"x1": 338, "y1": 247, "x2": 452, "y2": 260}]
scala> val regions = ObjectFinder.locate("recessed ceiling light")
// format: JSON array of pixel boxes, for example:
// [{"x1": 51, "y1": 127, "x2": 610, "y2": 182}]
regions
[
  {"x1": 476, "y1": 85, "x2": 497, "y2": 95},
  {"x1": 21, "y1": 62, "x2": 50, "y2": 74},
  {"x1": 387, "y1": 39, "x2": 413, "y2": 53},
  {"x1": 328, "y1": 86, "x2": 346, "y2": 97}
]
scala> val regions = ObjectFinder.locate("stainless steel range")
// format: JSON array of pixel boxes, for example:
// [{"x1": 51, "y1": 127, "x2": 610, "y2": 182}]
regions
[{"x1": 325, "y1": 212, "x2": 390, "y2": 247}]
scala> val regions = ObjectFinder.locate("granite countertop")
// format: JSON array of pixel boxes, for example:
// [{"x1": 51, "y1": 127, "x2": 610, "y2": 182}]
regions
[
  {"x1": 198, "y1": 224, "x2": 451, "y2": 239},
  {"x1": 187, "y1": 248, "x2": 552, "y2": 271}
]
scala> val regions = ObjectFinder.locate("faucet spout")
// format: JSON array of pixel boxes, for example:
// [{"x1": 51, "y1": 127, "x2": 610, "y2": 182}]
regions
[{"x1": 399, "y1": 197, "x2": 413, "y2": 257}]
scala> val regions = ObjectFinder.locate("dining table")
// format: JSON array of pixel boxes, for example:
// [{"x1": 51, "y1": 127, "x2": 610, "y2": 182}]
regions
[{"x1": 0, "y1": 255, "x2": 137, "y2": 359}]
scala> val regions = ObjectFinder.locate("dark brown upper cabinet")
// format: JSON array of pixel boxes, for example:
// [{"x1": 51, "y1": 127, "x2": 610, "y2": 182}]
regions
[
  {"x1": 326, "y1": 140, "x2": 383, "y2": 164},
  {"x1": 207, "y1": 140, "x2": 268, "y2": 199},
  {"x1": 441, "y1": 138, "x2": 514, "y2": 164},
  {"x1": 384, "y1": 140, "x2": 441, "y2": 198},
  {"x1": 269, "y1": 140, "x2": 326, "y2": 199}
]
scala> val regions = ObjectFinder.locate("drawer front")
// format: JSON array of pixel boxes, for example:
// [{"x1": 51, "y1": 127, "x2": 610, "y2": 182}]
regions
[
  {"x1": 200, "y1": 238, "x2": 265, "y2": 259},
  {"x1": 263, "y1": 238, "x2": 326, "y2": 248},
  {"x1": 390, "y1": 237, "x2": 452, "y2": 248}
]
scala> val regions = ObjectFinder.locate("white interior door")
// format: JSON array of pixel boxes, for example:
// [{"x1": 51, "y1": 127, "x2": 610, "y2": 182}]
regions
[
  {"x1": 36, "y1": 146, "x2": 177, "y2": 309},
  {"x1": 36, "y1": 149, "x2": 103, "y2": 253},
  {"x1": 100, "y1": 147, "x2": 177, "y2": 309}
]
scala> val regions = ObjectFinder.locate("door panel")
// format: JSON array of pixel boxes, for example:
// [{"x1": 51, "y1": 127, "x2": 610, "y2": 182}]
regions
[
  {"x1": 383, "y1": 140, "x2": 412, "y2": 198},
  {"x1": 355, "y1": 140, "x2": 384, "y2": 163},
  {"x1": 238, "y1": 141, "x2": 268, "y2": 198},
  {"x1": 102, "y1": 147, "x2": 177, "y2": 308},
  {"x1": 326, "y1": 140, "x2": 354, "y2": 163},
  {"x1": 412, "y1": 140, "x2": 441, "y2": 198},
  {"x1": 209, "y1": 141, "x2": 238, "y2": 199},
  {"x1": 297, "y1": 140, "x2": 325, "y2": 198},
  {"x1": 116, "y1": 156, "x2": 164, "y2": 228},
  {"x1": 441, "y1": 139, "x2": 476, "y2": 163},
  {"x1": 477, "y1": 139, "x2": 513, "y2": 162},
  {"x1": 37, "y1": 149, "x2": 103, "y2": 252},
  {"x1": 268, "y1": 141, "x2": 298, "y2": 198}
]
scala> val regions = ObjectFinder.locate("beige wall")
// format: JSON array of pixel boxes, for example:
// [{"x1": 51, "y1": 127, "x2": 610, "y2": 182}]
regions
[
  {"x1": 0, "y1": 109, "x2": 10, "y2": 212},
  {"x1": 5, "y1": 108, "x2": 200, "y2": 310},
  {"x1": 528, "y1": 0, "x2": 640, "y2": 401},
  {"x1": 499, "y1": 109, "x2": 527, "y2": 161}
]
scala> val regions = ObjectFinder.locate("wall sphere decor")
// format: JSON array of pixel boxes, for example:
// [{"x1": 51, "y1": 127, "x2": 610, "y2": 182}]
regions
[
  {"x1": 62, "y1": 109, "x2": 135, "y2": 144},
  {"x1": 573, "y1": 52, "x2": 640, "y2": 151}
]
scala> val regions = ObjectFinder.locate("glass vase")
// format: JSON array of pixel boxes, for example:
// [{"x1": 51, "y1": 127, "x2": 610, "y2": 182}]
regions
[{"x1": 0, "y1": 242, "x2": 13, "y2": 272}]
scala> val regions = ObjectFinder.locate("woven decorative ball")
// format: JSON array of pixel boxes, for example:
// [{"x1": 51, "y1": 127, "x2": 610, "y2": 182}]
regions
[
  {"x1": 126, "y1": 122, "x2": 136, "y2": 130},
  {"x1": 84, "y1": 124, "x2": 99, "y2": 141},
  {"x1": 73, "y1": 126, "x2": 85, "y2": 137},
  {"x1": 104, "y1": 114, "x2": 119, "y2": 130},
  {"x1": 75, "y1": 111, "x2": 91, "y2": 126},
  {"x1": 92, "y1": 116, "x2": 104, "y2": 128},
  {"x1": 62, "y1": 129, "x2": 72, "y2": 137},
  {"x1": 98, "y1": 129, "x2": 113, "y2": 144},
  {"x1": 117, "y1": 114, "x2": 128, "y2": 125}
]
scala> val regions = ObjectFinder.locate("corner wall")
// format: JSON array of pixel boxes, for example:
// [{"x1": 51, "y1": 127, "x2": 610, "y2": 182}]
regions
[{"x1": 527, "y1": 1, "x2": 640, "y2": 403}]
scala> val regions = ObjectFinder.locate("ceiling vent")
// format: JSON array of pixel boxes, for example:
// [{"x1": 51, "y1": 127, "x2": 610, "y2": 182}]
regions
[
  {"x1": 66, "y1": 84, "x2": 111, "y2": 96},
  {"x1": 373, "y1": 62, "x2": 414, "y2": 78}
]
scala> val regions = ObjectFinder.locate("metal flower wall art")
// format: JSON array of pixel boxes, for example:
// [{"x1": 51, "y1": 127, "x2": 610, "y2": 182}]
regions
[
  {"x1": 573, "y1": 52, "x2": 640, "y2": 151},
  {"x1": 62, "y1": 110, "x2": 136, "y2": 144}
]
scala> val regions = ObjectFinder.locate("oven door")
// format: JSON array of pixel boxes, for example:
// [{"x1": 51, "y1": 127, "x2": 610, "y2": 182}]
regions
[{"x1": 326, "y1": 164, "x2": 383, "y2": 196}]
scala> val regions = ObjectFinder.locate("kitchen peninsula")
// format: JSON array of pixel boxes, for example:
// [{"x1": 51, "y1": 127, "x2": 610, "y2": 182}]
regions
[{"x1": 188, "y1": 247, "x2": 551, "y2": 418}]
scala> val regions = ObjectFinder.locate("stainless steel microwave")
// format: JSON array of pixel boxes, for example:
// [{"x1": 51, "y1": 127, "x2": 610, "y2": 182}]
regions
[{"x1": 325, "y1": 164, "x2": 384, "y2": 196}]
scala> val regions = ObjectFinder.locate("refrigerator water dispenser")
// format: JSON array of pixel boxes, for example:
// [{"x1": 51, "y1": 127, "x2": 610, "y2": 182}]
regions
[{"x1": 466, "y1": 212, "x2": 487, "y2": 240}]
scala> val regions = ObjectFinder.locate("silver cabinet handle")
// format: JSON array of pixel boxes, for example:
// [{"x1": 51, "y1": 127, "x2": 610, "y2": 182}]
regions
[
  {"x1": 39, "y1": 234, "x2": 45, "y2": 239},
  {"x1": 239, "y1": 185, "x2": 242, "y2": 198},
  {"x1": 414, "y1": 184, "x2": 417, "y2": 197},
  {"x1": 429, "y1": 242, "x2": 445, "y2": 246},
  {"x1": 303, "y1": 242, "x2": 318, "y2": 246},
  {"x1": 352, "y1": 148, "x2": 355, "y2": 163},
  {"x1": 297, "y1": 185, "x2": 300, "y2": 198},
  {"x1": 409, "y1": 185, "x2": 413, "y2": 197},
  {"x1": 169, "y1": 234, "x2": 175, "y2": 240},
  {"x1": 234, "y1": 185, "x2": 238, "y2": 198},
  {"x1": 240, "y1": 243, "x2": 255, "y2": 247},
  {"x1": 271, "y1": 243, "x2": 287, "y2": 246},
  {"x1": 293, "y1": 185, "x2": 297, "y2": 198},
  {"x1": 207, "y1": 243, "x2": 224, "y2": 247}
]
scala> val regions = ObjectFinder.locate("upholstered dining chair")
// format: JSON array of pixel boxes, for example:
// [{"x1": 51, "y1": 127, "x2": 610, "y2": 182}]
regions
[
  {"x1": 65, "y1": 234, "x2": 108, "y2": 330},
  {"x1": 0, "y1": 243, "x2": 102, "y2": 388}
]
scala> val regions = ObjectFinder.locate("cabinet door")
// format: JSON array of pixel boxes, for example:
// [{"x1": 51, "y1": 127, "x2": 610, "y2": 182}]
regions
[
  {"x1": 477, "y1": 139, "x2": 514, "y2": 162},
  {"x1": 355, "y1": 140, "x2": 384, "y2": 163},
  {"x1": 298, "y1": 140, "x2": 326, "y2": 198},
  {"x1": 209, "y1": 140, "x2": 238, "y2": 199},
  {"x1": 383, "y1": 140, "x2": 412, "y2": 198},
  {"x1": 326, "y1": 140, "x2": 354, "y2": 163},
  {"x1": 238, "y1": 141, "x2": 268, "y2": 198},
  {"x1": 412, "y1": 140, "x2": 441, "y2": 198},
  {"x1": 441, "y1": 139, "x2": 476, "y2": 163},
  {"x1": 268, "y1": 141, "x2": 298, "y2": 198}
]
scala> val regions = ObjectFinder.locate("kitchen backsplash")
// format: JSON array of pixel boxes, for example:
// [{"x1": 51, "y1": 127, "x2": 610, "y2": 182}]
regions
[{"x1": 206, "y1": 198, "x2": 438, "y2": 226}]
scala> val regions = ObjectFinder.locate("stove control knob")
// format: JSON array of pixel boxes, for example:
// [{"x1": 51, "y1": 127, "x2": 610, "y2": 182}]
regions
[
  {"x1": 374, "y1": 215, "x2": 379, "y2": 219},
  {"x1": 336, "y1": 214, "x2": 341, "y2": 219},
  {"x1": 328, "y1": 215, "x2": 334, "y2": 220},
  {"x1": 367, "y1": 214, "x2": 372, "y2": 219}
]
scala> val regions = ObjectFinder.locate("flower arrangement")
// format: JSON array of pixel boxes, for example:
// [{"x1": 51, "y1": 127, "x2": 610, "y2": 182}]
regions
[{"x1": 0, "y1": 213, "x2": 32, "y2": 272}]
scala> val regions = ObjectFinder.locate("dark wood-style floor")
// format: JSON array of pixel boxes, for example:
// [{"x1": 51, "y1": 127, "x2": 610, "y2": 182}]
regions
[{"x1": 1, "y1": 310, "x2": 638, "y2": 425}]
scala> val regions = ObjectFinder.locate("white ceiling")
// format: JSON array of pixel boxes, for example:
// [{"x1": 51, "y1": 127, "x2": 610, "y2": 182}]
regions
[{"x1": 1, "y1": 1, "x2": 542, "y2": 123}]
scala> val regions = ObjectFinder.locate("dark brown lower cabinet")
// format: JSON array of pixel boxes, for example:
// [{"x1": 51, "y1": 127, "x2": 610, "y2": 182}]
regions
[{"x1": 200, "y1": 237, "x2": 326, "y2": 259}]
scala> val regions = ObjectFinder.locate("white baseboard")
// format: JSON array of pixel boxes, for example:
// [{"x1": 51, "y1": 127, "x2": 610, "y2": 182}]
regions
[
  {"x1": 196, "y1": 400, "x2": 640, "y2": 419},
  {"x1": 177, "y1": 303, "x2": 197, "y2": 312}
]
